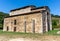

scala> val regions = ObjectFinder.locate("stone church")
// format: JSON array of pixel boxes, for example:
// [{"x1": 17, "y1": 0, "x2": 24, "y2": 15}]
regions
[{"x1": 3, "y1": 5, "x2": 52, "y2": 33}]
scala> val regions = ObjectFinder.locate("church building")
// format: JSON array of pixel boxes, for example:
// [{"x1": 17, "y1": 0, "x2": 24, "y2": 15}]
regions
[{"x1": 3, "y1": 5, "x2": 52, "y2": 33}]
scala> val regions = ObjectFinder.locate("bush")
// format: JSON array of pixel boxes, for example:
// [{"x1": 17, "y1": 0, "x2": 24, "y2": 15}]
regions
[{"x1": 52, "y1": 20, "x2": 57, "y2": 28}]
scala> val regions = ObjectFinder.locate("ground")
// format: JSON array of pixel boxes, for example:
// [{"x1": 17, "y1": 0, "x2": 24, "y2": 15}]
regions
[{"x1": 0, "y1": 30, "x2": 60, "y2": 41}]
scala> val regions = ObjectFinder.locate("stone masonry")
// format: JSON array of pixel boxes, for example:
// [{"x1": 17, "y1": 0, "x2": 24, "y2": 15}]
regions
[{"x1": 3, "y1": 5, "x2": 52, "y2": 33}]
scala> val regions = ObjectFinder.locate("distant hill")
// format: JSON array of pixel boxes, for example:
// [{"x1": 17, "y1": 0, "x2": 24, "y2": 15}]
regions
[
  {"x1": 0, "y1": 12, "x2": 9, "y2": 29},
  {"x1": 51, "y1": 14, "x2": 60, "y2": 18}
]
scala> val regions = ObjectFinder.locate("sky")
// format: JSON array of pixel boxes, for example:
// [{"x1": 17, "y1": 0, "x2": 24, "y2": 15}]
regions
[{"x1": 0, "y1": 0, "x2": 60, "y2": 15}]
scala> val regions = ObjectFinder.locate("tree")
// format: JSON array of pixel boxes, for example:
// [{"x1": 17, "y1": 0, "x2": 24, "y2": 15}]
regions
[
  {"x1": 0, "y1": 12, "x2": 9, "y2": 29},
  {"x1": 52, "y1": 20, "x2": 57, "y2": 28}
]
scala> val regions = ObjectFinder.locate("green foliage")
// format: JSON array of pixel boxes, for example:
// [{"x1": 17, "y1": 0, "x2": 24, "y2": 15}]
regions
[
  {"x1": 52, "y1": 20, "x2": 57, "y2": 25},
  {"x1": 0, "y1": 12, "x2": 9, "y2": 29},
  {"x1": 52, "y1": 20, "x2": 57, "y2": 28},
  {"x1": 51, "y1": 14, "x2": 60, "y2": 29}
]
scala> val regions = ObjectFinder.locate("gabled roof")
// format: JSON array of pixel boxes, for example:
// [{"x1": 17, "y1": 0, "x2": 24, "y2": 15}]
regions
[
  {"x1": 31, "y1": 6, "x2": 50, "y2": 11},
  {"x1": 5, "y1": 5, "x2": 50, "y2": 18},
  {"x1": 10, "y1": 5, "x2": 50, "y2": 12},
  {"x1": 10, "y1": 5, "x2": 36, "y2": 12}
]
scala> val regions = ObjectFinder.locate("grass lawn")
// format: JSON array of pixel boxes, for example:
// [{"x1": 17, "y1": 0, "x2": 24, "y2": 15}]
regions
[
  {"x1": 0, "y1": 30, "x2": 44, "y2": 39},
  {"x1": 0, "y1": 30, "x2": 60, "y2": 39},
  {"x1": 0, "y1": 30, "x2": 41, "y2": 35},
  {"x1": 45, "y1": 30, "x2": 59, "y2": 35},
  {"x1": 0, "y1": 30, "x2": 60, "y2": 41},
  {"x1": 0, "y1": 30, "x2": 59, "y2": 35}
]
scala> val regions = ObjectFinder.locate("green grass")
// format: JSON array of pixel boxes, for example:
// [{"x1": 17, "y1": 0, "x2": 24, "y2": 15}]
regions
[
  {"x1": 0, "y1": 30, "x2": 60, "y2": 39},
  {"x1": 1, "y1": 30, "x2": 60, "y2": 41},
  {"x1": 45, "y1": 30, "x2": 60, "y2": 35},
  {"x1": 0, "y1": 30, "x2": 44, "y2": 39},
  {"x1": 0, "y1": 30, "x2": 59, "y2": 35}
]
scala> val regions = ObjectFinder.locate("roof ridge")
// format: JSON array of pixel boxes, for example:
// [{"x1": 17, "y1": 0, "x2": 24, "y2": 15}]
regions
[{"x1": 10, "y1": 5, "x2": 36, "y2": 12}]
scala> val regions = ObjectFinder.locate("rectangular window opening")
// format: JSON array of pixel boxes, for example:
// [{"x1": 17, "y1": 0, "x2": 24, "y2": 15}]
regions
[
  {"x1": 7, "y1": 26, "x2": 9, "y2": 31},
  {"x1": 14, "y1": 20, "x2": 16, "y2": 25}
]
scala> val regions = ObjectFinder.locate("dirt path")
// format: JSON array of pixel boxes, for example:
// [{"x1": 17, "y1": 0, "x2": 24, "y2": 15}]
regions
[
  {"x1": 8, "y1": 36, "x2": 60, "y2": 41},
  {"x1": 0, "y1": 35, "x2": 60, "y2": 41}
]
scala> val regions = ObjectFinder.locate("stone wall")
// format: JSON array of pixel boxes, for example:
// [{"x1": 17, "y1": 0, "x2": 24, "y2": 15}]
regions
[
  {"x1": 3, "y1": 12, "x2": 43, "y2": 33},
  {"x1": 10, "y1": 7, "x2": 33, "y2": 16}
]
